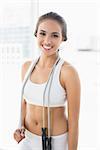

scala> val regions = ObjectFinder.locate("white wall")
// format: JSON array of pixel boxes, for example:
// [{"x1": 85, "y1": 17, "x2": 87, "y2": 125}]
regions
[{"x1": 0, "y1": 0, "x2": 38, "y2": 149}]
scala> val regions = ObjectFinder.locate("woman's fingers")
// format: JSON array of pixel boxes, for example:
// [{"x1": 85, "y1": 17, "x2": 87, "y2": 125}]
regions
[
  {"x1": 14, "y1": 128, "x2": 25, "y2": 143},
  {"x1": 15, "y1": 129, "x2": 21, "y2": 137},
  {"x1": 20, "y1": 128, "x2": 25, "y2": 137}
]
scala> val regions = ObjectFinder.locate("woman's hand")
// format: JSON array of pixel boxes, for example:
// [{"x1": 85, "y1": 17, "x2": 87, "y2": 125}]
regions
[{"x1": 13, "y1": 127, "x2": 25, "y2": 143}]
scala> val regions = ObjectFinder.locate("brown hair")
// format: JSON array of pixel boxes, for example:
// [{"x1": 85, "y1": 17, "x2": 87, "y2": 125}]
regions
[{"x1": 34, "y1": 12, "x2": 67, "y2": 41}]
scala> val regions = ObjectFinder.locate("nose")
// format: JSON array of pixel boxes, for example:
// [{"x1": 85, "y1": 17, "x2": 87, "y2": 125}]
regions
[{"x1": 44, "y1": 36, "x2": 51, "y2": 45}]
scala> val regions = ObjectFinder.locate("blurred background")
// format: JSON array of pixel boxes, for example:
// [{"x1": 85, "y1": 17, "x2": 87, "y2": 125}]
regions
[{"x1": 0, "y1": 0, "x2": 100, "y2": 149}]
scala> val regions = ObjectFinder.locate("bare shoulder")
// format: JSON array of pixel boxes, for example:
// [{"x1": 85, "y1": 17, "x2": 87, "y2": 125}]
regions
[
  {"x1": 62, "y1": 61, "x2": 79, "y2": 77},
  {"x1": 61, "y1": 61, "x2": 80, "y2": 89},
  {"x1": 21, "y1": 60, "x2": 32, "y2": 81}
]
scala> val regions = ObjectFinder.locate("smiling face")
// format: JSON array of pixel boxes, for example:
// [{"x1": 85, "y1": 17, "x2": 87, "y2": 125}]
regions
[{"x1": 36, "y1": 19, "x2": 63, "y2": 56}]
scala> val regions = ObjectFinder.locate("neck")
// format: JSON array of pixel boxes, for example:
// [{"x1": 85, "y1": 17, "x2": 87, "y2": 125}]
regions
[{"x1": 38, "y1": 53, "x2": 59, "y2": 69}]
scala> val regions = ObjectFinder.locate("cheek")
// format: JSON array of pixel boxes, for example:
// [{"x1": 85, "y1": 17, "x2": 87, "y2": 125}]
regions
[
  {"x1": 37, "y1": 37, "x2": 42, "y2": 44},
  {"x1": 36, "y1": 39, "x2": 41, "y2": 47},
  {"x1": 56, "y1": 40, "x2": 62, "y2": 46}
]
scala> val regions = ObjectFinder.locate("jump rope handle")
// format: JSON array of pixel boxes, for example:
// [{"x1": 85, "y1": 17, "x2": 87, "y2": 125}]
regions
[
  {"x1": 42, "y1": 128, "x2": 47, "y2": 150},
  {"x1": 42, "y1": 128, "x2": 52, "y2": 150},
  {"x1": 47, "y1": 137, "x2": 52, "y2": 150}
]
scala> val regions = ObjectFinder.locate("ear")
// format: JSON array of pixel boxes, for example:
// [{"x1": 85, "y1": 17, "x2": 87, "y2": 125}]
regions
[
  {"x1": 62, "y1": 36, "x2": 65, "y2": 41},
  {"x1": 34, "y1": 32, "x2": 37, "y2": 37}
]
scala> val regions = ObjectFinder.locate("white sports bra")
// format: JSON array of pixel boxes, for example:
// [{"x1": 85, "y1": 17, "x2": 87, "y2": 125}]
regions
[{"x1": 23, "y1": 58, "x2": 67, "y2": 107}]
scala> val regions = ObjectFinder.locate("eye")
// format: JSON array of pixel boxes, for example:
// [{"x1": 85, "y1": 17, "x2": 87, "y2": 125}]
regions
[
  {"x1": 39, "y1": 32, "x2": 46, "y2": 36},
  {"x1": 52, "y1": 34, "x2": 59, "y2": 38}
]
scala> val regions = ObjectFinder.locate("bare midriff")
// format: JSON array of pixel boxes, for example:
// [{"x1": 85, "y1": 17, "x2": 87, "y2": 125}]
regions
[{"x1": 24, "y1": 103, "x2": 68, "y2": 136}]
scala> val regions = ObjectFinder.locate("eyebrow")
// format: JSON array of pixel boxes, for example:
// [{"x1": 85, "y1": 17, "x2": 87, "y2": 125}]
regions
[
  {"x1": 40, "y1": 30, "x2": 60, "y2": 35},
  {"x1": 40, "y1": 30, "x2": 46, "y2": 32}
]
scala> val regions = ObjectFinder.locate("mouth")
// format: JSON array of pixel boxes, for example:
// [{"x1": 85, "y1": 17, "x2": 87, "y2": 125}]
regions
[{"x1": 42, "y1": 45, "x2": 53, "y2": 51}]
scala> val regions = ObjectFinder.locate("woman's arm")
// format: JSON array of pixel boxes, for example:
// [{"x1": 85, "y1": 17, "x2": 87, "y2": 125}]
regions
[
  {"x1": 13, "y1": 61, "x2": 31, "y2": 143},
  {"x1": 21, "y1": 99, "x2": 26, "y2": 127},
  {"x1": 21, "y1": 63, "x2": 27, "y2": 127},
  {"x1": 62, "y1": 64, "x2": 81, "y2": 150},
  {"x1": 21, "y1": 61, "x2": 31, "y2": 127}
]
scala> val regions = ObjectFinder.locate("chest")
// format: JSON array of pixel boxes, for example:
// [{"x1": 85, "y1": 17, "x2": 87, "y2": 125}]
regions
[{"x1": 30, "y1": 67, "x2": 52, "y2": 84}]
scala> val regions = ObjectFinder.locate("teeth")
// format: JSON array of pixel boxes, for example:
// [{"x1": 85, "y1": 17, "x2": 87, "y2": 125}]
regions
[{"x1": 43, "y1": 45, "x2": 51, "y2": 49}]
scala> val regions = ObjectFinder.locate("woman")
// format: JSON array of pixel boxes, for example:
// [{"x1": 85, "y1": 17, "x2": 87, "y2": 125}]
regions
[{"x1": 13, "y1": 12, "x2": 81, "y2": 150}]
